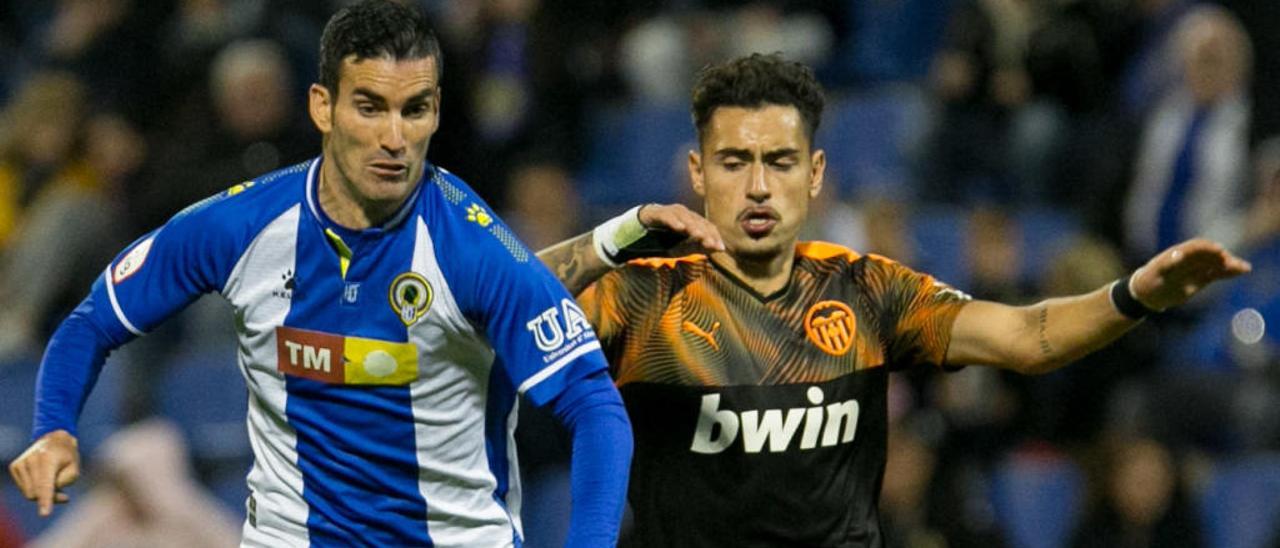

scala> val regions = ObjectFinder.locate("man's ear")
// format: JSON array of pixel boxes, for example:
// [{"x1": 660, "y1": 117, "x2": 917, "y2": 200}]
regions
[
  {"x1": 309, "y1": 83, "x2": 333, "y2": 134},
  {"x1": 809, "y1": 148, "x2": 826, "y2": 199},
  {"x1": 688, "y1": 150, "x2": 706, "y2": 197}
]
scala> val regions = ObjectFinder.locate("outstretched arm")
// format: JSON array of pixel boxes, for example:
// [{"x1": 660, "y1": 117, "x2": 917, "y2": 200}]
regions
[
  {"x1": 538, "y1": 204, "x2": 723, "y2": 295},
  {"x1": 946, "y1": 238, "x2": 1251, "y2": 374}
]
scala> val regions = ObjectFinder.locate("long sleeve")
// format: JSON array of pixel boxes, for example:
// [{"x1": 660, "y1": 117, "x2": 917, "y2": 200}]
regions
[{"x1": 550, "y1": 369, "x2": 633, "y2": 547}]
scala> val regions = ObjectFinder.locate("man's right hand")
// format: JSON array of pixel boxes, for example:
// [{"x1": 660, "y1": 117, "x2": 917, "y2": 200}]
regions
[
  {"x1": 9, "y1": 429, "x2": 80, "y2": 516},
  {"x1": 636, "y1": 203, "x2": 724, "y2": 255}
]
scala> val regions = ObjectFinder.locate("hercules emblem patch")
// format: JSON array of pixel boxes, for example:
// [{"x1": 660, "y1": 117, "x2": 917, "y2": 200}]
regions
[{"x1": 389, "y1": 272, "x2": 432, "y2": 326}]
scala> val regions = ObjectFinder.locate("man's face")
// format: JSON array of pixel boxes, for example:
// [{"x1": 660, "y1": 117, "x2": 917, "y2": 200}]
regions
[
  {"x1": 689, "y1": 105, "x2": 825, "y2": 262},
  {"x1": 309, "y1": 55, "x2": 440, "y2": 208}
]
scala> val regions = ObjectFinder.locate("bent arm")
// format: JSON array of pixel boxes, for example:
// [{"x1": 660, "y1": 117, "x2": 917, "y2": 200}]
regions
[
  {"x1": 538, "y1": 204, "x2": 723, "y2": 295},
  {"x1": 947, "y1": 238, "x2": 1251, "y2": 374},
  {"x1": 538, "y1": 232, "x2": 612, "y2": 297}
]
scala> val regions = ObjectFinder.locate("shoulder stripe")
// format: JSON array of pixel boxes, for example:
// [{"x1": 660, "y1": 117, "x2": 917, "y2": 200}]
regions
[
  {"x1": 102, "y1": 268, "x2": 143, "y2": 336},
  {"x1": 516, "y1": 340, "x2": 603, "y2": 395},
  {"x1": 796, "y1": 241, "x2": 862, "y2": 262}
]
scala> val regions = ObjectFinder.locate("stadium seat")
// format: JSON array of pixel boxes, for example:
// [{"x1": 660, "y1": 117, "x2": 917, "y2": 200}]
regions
[
  {"x1": 816, "y1": 88, "x2": 930, "y2": 200},
  {"x1": 156, "y1": 351, "x2": 251, "y2": 518},
  {"x1": 909, "y1": 205, "x2": 969, "y2": 289},
  {"x1": 1199, "y1": 453, "x2": 1280, "y2": 548},
  {"x1": 1016, "y1": 208, "x2": 1083, "y2": 284},
  {"x1": 989, "y1": 450, "x2": 1084, "y2": 548},
  {"x1": 577, "y1": 102, "x2": 694, "y2": 215}
]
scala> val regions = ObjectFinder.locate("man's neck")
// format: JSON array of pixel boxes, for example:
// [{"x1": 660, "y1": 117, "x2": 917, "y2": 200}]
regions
[
  {"x1": 712, "y1": 244, "x2": 795, "y2": 297},
  {"x1": 317, "y1": 161, "x2": 400, "y2": 230}
]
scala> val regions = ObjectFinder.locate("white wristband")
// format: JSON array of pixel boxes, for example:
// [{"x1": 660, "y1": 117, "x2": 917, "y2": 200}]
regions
[{"x1": 592, "y1": 205, "x2": 647, "y2": 268}]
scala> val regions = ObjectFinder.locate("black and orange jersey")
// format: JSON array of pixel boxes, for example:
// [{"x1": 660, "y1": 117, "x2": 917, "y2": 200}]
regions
[{"x1": 577, "y1": 241, "x2": 970, "y2": 547}]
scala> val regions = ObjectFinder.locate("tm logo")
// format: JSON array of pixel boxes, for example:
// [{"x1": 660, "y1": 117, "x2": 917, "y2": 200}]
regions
[{"x1": 691, "y1": 387, "x2": 859, "y2": 454}]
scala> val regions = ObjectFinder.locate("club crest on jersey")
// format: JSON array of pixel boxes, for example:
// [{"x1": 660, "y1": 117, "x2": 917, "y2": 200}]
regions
[
  {"x1": 112, "y1": 237, "x2": 155, "y2": 284},
  {"x1": 804, "y1": 300, "x2": 856, "y2": 356},
  {"x1": 389, "y1": 272, "x2": 432, "y2": 326}
]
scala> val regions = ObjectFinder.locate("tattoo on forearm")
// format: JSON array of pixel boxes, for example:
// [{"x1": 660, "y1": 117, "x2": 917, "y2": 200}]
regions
[
  {"x1": 539, "y1": 236, "x2": 602, "y2": 296},
  {"x1": 1037, "y1": 306, "x2": 1053, "y2": 356}
]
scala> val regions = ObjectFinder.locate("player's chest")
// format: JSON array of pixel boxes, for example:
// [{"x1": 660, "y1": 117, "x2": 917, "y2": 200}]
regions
[{"x1": 617, "y1": 278, "x2": 885, "y2": 386}]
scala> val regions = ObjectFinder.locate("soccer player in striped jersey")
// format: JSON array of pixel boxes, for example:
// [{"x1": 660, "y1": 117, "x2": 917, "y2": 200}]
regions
[
  {"x1": 538, "y1": 53, "x2": 1250, "y2": 547},
  {"x1": 8, "y1": 2, "x2": 631, "y2": 546}
]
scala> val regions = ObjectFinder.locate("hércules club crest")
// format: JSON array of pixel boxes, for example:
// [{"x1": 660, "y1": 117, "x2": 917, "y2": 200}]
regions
[{"x1": 389, "y1": 272, "x2": 432, "y2": 326}]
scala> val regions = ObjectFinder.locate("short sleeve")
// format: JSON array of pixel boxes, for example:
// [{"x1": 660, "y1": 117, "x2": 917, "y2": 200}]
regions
[{"x1": 863, "y1": 254, "x2": 971, "y2": 369}]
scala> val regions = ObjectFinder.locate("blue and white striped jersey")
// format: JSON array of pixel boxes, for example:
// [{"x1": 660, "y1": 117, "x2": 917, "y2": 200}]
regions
[{"x1": 83, "y1": 158, "x2": 609, "y2": 546}]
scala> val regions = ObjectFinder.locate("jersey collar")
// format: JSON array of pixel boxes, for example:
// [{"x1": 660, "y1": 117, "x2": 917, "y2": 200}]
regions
[{"x1": 304, "y1": 156, "x2": 426, "y2": 238}]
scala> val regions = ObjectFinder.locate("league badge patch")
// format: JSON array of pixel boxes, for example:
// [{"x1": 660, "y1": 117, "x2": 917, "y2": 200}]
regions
[{"x1": 112, "y1": 237, "x2": 155, "y2": 284}]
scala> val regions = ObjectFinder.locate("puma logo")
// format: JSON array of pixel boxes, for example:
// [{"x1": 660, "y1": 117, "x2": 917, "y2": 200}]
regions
[{"x1": 682, "y1": 320, "x2": 721, "y2": 351}]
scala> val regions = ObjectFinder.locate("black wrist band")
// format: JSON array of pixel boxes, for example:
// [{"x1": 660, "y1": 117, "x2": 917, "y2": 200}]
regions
[{"x1": 1110, "y1": 274, "x2": 1157, "y2": 320}]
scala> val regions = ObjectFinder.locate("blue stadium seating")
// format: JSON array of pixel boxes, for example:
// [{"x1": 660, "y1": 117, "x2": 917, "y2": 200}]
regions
[
  {"x1": 989, "y1": 451, "x2": 1084, "y2": 548},
  {"x1": 577, "y1": 102, "x2": 694, "y2": 214},
  {"x1": 1199, "y1": 454, "x2": 1280, "y2": 548},
  {"x1": 817, "y1": 89, "x2": 929, "y2": 200},
  {"x1": 156, "y1": 351, "x2": 251, "y2": 519}
]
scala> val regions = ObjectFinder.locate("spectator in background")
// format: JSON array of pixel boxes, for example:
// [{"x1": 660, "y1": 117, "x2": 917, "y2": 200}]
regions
[
  {"x1": 0, "y1": 72, "x2": 87, "y2": 251},
  {"x1": 137, "y1": 39, "x2": 317, "y2": 231},
  {"x1": 0, "y1": 73, "x2": 134, "y2": 361},
  {"x1": 881, "y1": 417, "x2": 1008, "y2": 548},
  {"x1": 503, "y1": 161, "x2": 584, "y2": 250},
  {"x1": 27, "y1": 420, "x2": 240, "y2": 548},
  {"x1": 1071, "y1": 436, "x2": 1204, "y2": 548},
  {"x1": 922, "y1": 0, "x2": 1040, "y2": 206},
  {"x1": 1123, "y1": 5, "x2": 1251, "y2": 261}
]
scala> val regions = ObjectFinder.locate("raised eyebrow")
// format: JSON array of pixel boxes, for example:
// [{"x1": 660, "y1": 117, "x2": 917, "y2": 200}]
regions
[{"x1": 351, "y1": 88, "x2": 387, "y2": 105}]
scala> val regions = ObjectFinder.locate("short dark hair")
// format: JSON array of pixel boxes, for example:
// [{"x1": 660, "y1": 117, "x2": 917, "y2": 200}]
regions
[
  {"x1": 691, "y1": 53, "x2": 825, "y2": 145},
  {"x1": 318, "y1": 0, "x2": 442, "y2": 95}
]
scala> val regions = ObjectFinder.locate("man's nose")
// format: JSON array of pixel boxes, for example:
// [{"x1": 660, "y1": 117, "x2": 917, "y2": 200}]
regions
[
  {"x1": 747, "y1": 163, "x2": 769, "y2": 201},
  {"x1": 381, "y1": 114, "x2": 406, "y2": 155}
]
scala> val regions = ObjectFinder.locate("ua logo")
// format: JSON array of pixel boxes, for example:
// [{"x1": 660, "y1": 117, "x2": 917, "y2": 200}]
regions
[{"x1": 526, "y1": 299, "x2": 593, "y2": 352}]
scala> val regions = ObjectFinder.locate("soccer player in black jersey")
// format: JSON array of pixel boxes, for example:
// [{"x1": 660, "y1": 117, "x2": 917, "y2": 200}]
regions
[{"x1": 538, "y1": 53, "x2": 1250, "y2": 547}]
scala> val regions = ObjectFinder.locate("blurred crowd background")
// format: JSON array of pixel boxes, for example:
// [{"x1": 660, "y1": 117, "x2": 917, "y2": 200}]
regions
[{"x1": 0, "y1": 0, "x2": 1279, "y2": 547}]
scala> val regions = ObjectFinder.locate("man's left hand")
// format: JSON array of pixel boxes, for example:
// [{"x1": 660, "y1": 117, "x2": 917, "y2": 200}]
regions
[{"x1": 1131, "y1": 238, "x2": 1252, "y2": 311}]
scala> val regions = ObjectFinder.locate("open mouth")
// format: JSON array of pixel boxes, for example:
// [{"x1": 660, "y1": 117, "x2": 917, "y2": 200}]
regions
[{"x1": 738, "y1": 207, "x2": 779, "y2": 238}]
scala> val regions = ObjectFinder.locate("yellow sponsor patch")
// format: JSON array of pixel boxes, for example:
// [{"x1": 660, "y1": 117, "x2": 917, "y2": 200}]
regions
[{"x1": 344, "y1": 335, "x2": 419, "y2": 385}]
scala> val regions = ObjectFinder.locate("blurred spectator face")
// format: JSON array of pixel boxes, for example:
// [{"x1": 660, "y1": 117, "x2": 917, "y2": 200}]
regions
[
  {"x1": 485, "y1": 0, "x2": 536, "y2": 23},
  {"x1": 967, "y1": 209, "x2": 1022, "y2": 289},
  {"x1": 506, "y1": 163, "x2": 579, "y2": 249},
  {"x1": 1110, "y1": 439, "x2": 1176, "y2": 527},
  {"x1": 2, "y1": 72, "x2": 86, "y2": 167},
  {"x1": 86, "y1": 114, "x2": 146, "y2": 183},
  {"x1": 1177, "y1": 8, "x2": 1250, "y2": 104},
  {"x1": 212, "y1": 40, "x2": 293, "y2": 141}
]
